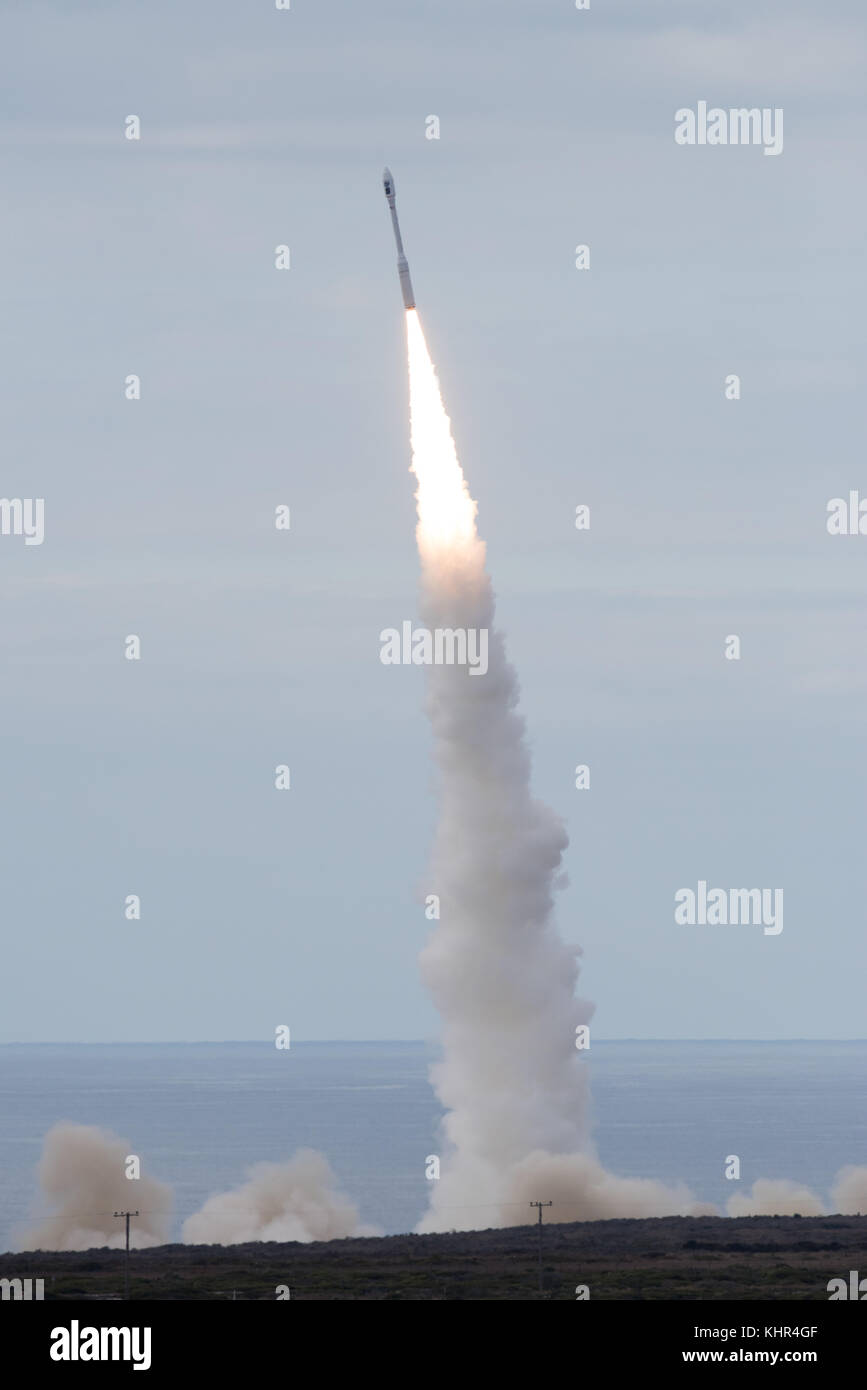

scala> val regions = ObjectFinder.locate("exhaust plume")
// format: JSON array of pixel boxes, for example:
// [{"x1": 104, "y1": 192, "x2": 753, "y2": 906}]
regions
[
  {"x1": 404, "y1": 309, "x2": 867, "y2": 1230},
  {"x1": 405, "y1": 310, "x2": 708, "y2": 1229},
  {"x1": 19, "y1": 1122, "x2": 171, "y2": 1250}
]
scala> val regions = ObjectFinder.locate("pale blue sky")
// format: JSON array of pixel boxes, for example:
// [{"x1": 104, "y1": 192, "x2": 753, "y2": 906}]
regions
[{"x1": 1, "y1": 0, "x2": 865, "y2": 1040}]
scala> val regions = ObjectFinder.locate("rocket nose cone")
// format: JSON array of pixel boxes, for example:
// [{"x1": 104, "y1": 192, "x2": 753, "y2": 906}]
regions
[{"x1": 383, "y1": 166, "x2": 392, "y2": 182}]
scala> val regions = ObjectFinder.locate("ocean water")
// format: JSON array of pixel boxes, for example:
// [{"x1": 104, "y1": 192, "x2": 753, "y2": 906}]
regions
[{"x1": 1, "y1": 1040, "x2": 865, "y2": 1251}]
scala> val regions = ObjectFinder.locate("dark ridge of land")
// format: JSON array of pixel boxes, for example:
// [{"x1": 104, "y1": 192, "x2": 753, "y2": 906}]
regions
[{"x1": 3, "y1": 1214, "x2": 867, "y2": 1300}]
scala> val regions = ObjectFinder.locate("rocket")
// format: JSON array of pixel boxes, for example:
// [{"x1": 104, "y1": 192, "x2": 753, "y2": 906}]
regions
[{"x1": 382, "y1": 167, "x2": 416, "y2": 310}]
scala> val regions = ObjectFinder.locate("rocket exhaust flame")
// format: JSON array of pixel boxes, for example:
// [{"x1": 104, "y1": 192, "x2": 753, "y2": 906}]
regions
[{"x1": 407, "y1": 310, "x2": 477, "y2": 553}]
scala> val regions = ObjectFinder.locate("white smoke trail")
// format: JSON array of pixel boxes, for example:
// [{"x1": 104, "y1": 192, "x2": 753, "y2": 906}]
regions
[
  {"x1": 405, "y1": 310, "x2": 867, "y2": 1230},
  {"x1": 405, "y1": 311, "x2": 713, "y2": 1229},
  {"x1": 181, "y1": 1150, "x2": 379, "y2": 1244},
  {"x1": 19, "y1": 1123, "x2": 172, "y2": 1250}
]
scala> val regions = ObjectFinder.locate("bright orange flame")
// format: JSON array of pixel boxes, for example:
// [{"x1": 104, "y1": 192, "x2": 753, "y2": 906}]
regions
[{"x1": 406, "y1": 309, "x2": 478, "y2": 552}]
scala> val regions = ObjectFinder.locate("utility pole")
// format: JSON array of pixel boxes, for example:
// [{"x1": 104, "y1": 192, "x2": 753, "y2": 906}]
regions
[
  {"x1": 113, "y1": 1211, "x2": 139, "y2": 1301},
  {"x1": 530, "y1": 1201, "x2": 552, "y2": 1294}
]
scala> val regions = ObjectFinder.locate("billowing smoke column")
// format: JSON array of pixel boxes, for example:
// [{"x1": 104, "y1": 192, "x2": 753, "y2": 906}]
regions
[
  {"x1": 404, "y1": 306, "x2": 867, "y2": 1230},
  {"x1": 406, "y1": 310, "x2": 710, "y2": 1229}
]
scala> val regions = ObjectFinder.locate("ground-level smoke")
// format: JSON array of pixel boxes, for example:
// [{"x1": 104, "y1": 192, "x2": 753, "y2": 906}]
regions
[
  {"x1": 829, "y1": 1166, "x2": 867, "y2": 1215},
  {"x1": 181, "y1": 1149, "x2": 378, "y2": 1244},
  {"x1": 725, "y1": 1178, "x2": 826, "y2": 1218},
  {"x1": 19, "y1": 1123, "x2": 172, "y2": 1251},
  {"x1": 18, "y1": 1125, "x2": 375, "y2": 1249}
]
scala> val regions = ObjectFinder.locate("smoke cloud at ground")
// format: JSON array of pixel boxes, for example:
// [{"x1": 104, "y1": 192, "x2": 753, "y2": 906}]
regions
[
  {"x1": 830, "y1": 1165, "x2": 867, "y2": 1214},
  {"x1": 181, "y1": 1149, "x2": 378, "y2": 1244},
  {"x1": 19, "y1": 1126, "x2": 375, "y2": 1249},
  {"x1": 726, "y1": 1178, "x2": 826, "y2": 1218},
  {"x1": 19, "y1": 1123, "x2": 172, "y2": 1250},
  {"x1": 16, "y1": 1112, "x2": 867, "y2": 1249}
]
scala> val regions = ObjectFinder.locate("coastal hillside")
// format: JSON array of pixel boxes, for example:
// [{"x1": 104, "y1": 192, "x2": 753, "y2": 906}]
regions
[{"x1": 4, "y1": 1214, "x2": 865, "y2": 1300}]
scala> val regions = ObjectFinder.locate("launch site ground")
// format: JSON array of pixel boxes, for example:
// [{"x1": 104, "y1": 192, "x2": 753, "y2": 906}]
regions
[{"x1": 6, "y1": 1214, "x2": 866, "y2": 1301}]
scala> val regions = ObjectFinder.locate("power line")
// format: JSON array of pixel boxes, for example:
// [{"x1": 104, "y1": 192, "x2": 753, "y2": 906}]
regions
[
  {"x1": 530, "y1": 1201, "x2": 552, "y2": 1294},
  {"x1": 112, "y1": 1211, "x2": 138, "y2": 1301}
]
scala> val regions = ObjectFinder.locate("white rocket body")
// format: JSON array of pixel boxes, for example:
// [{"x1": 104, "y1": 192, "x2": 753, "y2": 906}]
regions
[{"x1": 382, "y1": 167, "x2": 416, "y2": 310}]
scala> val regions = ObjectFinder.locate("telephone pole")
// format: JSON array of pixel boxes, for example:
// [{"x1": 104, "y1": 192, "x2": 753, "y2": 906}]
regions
[
  {"x1": 530, "y1": 1201, "x2": 552, "y2": 1294},
  {"x1": 113, "y1": 1210, "x2": 139, "y2": 1300}
]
